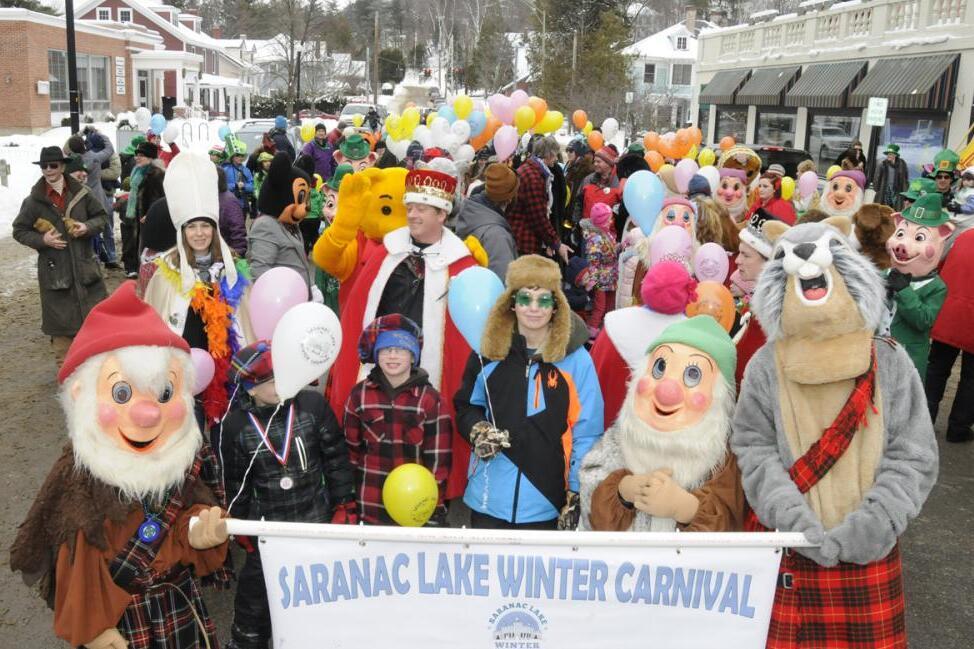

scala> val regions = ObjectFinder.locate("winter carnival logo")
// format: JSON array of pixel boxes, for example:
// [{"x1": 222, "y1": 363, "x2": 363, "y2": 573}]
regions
[{"x1": 488, "y1": 602, "x2": 547, "y2": 649}]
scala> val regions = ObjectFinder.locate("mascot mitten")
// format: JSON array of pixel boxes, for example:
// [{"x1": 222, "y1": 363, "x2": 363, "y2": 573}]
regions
[
  {"x1": 11, "y1": 282, "x2": 230, "y2": 649},
  {"x1": 820, "y1": 170, "x2": 865, "y2": 219},
  {"x1": 852, "y1": 203, "x2": 895, "y2": 268},
  {"x1": 581, "y1": 316, "x2": 744, "y2": 532},
  {"x1": 885, "y1": 192, "x2": 954, "y2": 378},
  {"x1": 732, "y1": 217, "x2": 938, "y2": 648}
]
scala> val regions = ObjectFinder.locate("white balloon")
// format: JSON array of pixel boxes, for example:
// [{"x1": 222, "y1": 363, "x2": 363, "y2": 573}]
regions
[
  {"x1": 386, "y1": 138, "x2": 410, "y2": 161},
  {"x1": 455, "y1": 144, "x2": 475, "y2": 164},
  {"x1": 520, "y1": 132, "x2": 532, "y2": 149},
  {"x1": 431, "y1": 117, "x2": 451, "y2": 136},
  {"x1": 134, "y1": 107, "x2": 151, "y2": 131},
  {"x1": 271, "y1": 302, "x2": 342, "y2": 401},
  {"x1": 698, "y1": 165, "x2": 720, "y2": 196},
  {"x1": 413, "y1": 125, "x2": 433, "y2": 149},
  {"x1": 602, "y1": 117, "x2": 619, "y2": 142},
  {"x1": 450, "y1": 119, "x2": 471, "y2": 143},
  {"x1": 162, "y1": 122, "x2": 180, "y2": 145}
]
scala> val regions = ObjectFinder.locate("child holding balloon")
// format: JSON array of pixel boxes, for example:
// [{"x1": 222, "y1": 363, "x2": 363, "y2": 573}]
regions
[
  {"x1": 581, "y1": 202, "x2": 620, "y2": 337},
  {"x1": 343, "y1": 314, "x2": 453, "y2": 526}
]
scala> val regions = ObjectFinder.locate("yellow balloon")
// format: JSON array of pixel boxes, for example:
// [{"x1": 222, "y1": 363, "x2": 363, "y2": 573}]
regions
[
  {"x1": 514, "y1": 105, "x2": 536, "y2": 135},
  {"x1": 352, "y1": 114, "x2": 364, "y2": 128},
  {"x1": 386, "y1": 114, "x2": 400, "y2": 136},
  {"x1": 300, "y1": 123, "x2": 315, "y2": 143},
  {"x1": 381, "y1": 463, "x2": 439, "y2": 527},
  {"x1": 426, "y1": 112, "x2": 436, "y2": 127},
  {"x1": 697, "y1": 147, "x2": 716, "y2": 167},
  {"x1": 659, "y1": 163, "x2": 675, "y2": 175},
  {"x1": 826, "y1": 165, "x2": 841, "y2": 180},
  {"x1": 536, "y1": 110, "x2": 563, "y2": 134},
  {"x1": 402, "y1": 107, "x2": 421, "y2": 130},
  {"x1": 781, "y1": 176, "x2": 796, "y2": 201},
  {"x1": 582, "y1": 120, "x2": 593, "y2": 135},
  {"x1": 684, "y1": 144, "x2": 698, "y2": 160},
  {"x1": 454, "y1": 95, "x2": 473, "y2": 120}
]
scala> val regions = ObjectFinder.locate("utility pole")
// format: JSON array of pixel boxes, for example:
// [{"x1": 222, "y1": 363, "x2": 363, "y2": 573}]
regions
[
  {"x1": 65, "y1": 0, "x2": 82, "y2": 133},
  {"x1": 296, "y1": 42, "x2": 303, "y2": 112},
  {"x1": 373, "y1": 12, "x2": 380, "y2": 105},
  {"x1": 570, "y1": 30, "x2": 577, "y2": 100}
]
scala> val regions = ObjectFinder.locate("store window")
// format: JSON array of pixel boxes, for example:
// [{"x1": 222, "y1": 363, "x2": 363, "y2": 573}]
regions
[
  {"x1": 643, "y1": 63, "x2": 655, "y2": 85},
  {"x1": 756, "y1": 111, "x2": 797, "y2": 147},
  {"x1": 672, "y1": 64, "x2": 692, "y2": 86},
  {"x1": 48, "y1": 50, "x2": 111, "y2": 114},
  {"x1": 698, "y1": 104, "x2": 711, "y2": 143},
  {"x1": 807, "y1": 113, "x2": 861, "y2": 176},
  {"x1": 879, "y1": 115, "x2": 948, "y2": 177},
  {"x1": 716, "y1": 107, "x2": 747, "y2": 143}
]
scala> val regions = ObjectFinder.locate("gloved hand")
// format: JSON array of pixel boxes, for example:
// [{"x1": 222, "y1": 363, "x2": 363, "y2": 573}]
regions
[
  {"x1": 887, "y1": 268, "x2": 912, "y2": 293},
  {"x1": 310, "y1": 285, "x2": 324, "y2": 304},
  {"x1": 85, "y1": 627, "x2": 128, "y2": 649},
  {"x1": 470, "y1": 421, "x2": 510, "y2": 460},
  {"x1": 424, "y1": 505, "x2": 449, "y2": 527},
  {"x1": 188, "y1": 506, "x2": 229, "y2": 549},
  {"x1": 557, "y1": 491, "x2": 580, "y2": 530},
  {"x1": 331, "y1": 501, "x2": 359, "y2": 525},
  {"x1": 947, "y1": 200, "x2": 961, "y2": 213}
]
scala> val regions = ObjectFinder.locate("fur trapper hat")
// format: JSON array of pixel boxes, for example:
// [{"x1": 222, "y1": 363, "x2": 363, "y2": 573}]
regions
[{"x1": 480, "y1": 255, "x2": 572, "y2": 363}]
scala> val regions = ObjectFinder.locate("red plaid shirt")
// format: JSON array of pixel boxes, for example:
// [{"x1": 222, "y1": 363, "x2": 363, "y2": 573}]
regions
[
  {"x1": 343, "y1": 368, "x2": 452, "y2": 525},
  {"x1": 507, "y1": 158, "x2": 559, "y2": 255}
]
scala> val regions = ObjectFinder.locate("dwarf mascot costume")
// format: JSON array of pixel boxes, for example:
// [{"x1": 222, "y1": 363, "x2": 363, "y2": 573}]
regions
[
  {"x1": 580, "y1": 316, "x2": 744, "y2": 532},
  {"x1": 11, "y1": 282, "x2": 230, "y2": 649},
  {"x1": 327, "y1": 168, "x2": 478, "y2": 498},
  {"x1": 820, "y1": 170, "x2": 866, "y2": 219},
  {"x1": 732, "y1": 217, "x2": 938, "y2": 648}
]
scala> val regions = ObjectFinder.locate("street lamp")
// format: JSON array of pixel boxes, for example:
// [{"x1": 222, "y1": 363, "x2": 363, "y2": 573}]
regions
[{"x1": 295, "y1": 41, "x2": 304, "y2": 114}]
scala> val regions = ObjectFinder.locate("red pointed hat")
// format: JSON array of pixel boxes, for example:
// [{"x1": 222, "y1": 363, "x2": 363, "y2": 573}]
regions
[{"x1": 58, "y1": 281, "x2": 190, "y2": 383}]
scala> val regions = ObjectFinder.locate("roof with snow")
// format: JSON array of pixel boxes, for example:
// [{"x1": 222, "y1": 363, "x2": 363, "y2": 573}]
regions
[{"x1": 622, "y1": 21, "x2": 702, "y2": 60}]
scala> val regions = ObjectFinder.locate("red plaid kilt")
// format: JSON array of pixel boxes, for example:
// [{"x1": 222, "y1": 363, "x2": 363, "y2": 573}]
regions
[
  {"x1": 767, "y1": 545, "x2": 906, "y2": 649},
  {"x1": 118, "y1": 566, "x2": 219, "y2": 649}
]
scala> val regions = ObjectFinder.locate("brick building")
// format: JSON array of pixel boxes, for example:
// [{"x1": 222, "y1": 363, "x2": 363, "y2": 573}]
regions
[{"x1": 0, "y1": 9, "x2": 161, "y2": 134}]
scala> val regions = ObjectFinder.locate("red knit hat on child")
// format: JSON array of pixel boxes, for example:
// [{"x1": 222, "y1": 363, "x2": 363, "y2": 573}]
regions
[
  {"x1": 641, "y1": 261, "x2": 698, "y2": 314},
  {"x1": 590, "y1": 202, "x2": 614, "y2": 233}
]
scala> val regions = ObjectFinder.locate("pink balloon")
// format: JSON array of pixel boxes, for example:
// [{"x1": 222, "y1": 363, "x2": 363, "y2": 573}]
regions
[
  {"x1": 190, "y1": 348, "x2": 215, "y2": 395},
  {"x1": 494, "y1": 125, "x2": 519, "y2": 162},
  {"x1": 674, "y1": 158, "x2": 700, "y2": 193},
  {"x1": 249, "y1": 267, "x2": 309, "y2": 341},
  {"x1": 798, "y1": 171, "x2": 819, "y2": 199},
  {"x1": 488, "y1": 94, "x2": 514, "y2": 125},
  {"x1": 693, "y1": 242, "x2": 730, "y2": 284},
  {"x1": 650, "y1": 225, "x2": 693, "y2": 268},
  {"x1": 510, "y1": 89, "x2": 529, "y2": 108}
]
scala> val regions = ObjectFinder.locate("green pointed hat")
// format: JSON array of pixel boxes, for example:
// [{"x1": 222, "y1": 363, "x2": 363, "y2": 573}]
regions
[
  {"x1": 340, "y1": 133, "x2": 371, "y2": 161},
  {"x1": 122, "y1": 135, "x2": 147, "y2": 156},
  {"x1": 646, "y1": 315, "x2": 737, "y2": 388},
  {"x1": 325, "y1": 163, "x2": 354, "y2": 191},
  {"x1": 900, "y1": 177, "x2": 937, "y2": 201},
  {"x1": 933, "y1": 149, "x2": 959, "y2": 174},
  {"x1": 901, "y1": 192, "x2": 950, "y2": 227}
]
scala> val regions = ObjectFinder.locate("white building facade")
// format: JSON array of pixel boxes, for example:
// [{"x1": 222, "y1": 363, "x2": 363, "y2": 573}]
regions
[
  {"x1": 693, "y1": 0, "x2": 974, "y2": 176},
  {"x1": 624, "y1": 21, "x2": 701, "y2": 131}
]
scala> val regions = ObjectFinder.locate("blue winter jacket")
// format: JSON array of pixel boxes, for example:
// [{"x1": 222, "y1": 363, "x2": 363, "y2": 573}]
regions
[
  {"x1": 456, "y1": 317, "x2": 604, "y2": 524},
  {"x1": 222, "y1": 162, "x2": 254, "y2": 210}
]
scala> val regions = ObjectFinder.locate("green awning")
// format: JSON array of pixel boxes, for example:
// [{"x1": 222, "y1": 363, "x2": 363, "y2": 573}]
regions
[
  {"x1": 785, "y1": 61, "x2": 867, "y2": 108},
  {"x1": 849, "y1": 54, "x2": 959, "y2": 110},
  {"x1": 699, "y1": 68, "x2": 751, "y2": 105},
  {"x1": 735, "y1": 65, "x2": 801, "y2": 106}
]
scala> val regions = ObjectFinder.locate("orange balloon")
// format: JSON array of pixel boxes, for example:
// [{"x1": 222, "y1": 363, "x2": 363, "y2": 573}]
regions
[
  {"x1": 469, "y1": 131, "x2": 491, "y2": 151},
  {"x1": 674, "y1": 130, "x2": 691, "y2": 157},
  {"x1": 657, "y1": 134, "x2": 677, "y2": 160},
  {"x1": 643, "y1": 131, "x2": 660, "y2": 152},
  {"x1": 587, "y1": 131, "x2": 604, "y2": 151},
  {"x1": 528, "y1": 97, "x2": 548, "y2": 126},
  {"x1": 719, "y1": 136, "x2": 736, "y2": 151},
  {"x1": 644, "y1": 150, "x2": 664, "y2": 172},
  {"x1": 685, "y1": 281, "x2": 736, "y2": 332},
  {"x1": 689, "y1": 126, "x2": 703, "y2": 146},
  {"x1": 573, "y1": 109, "x2": 588, "y2": 130},
  {"x1": 484, "y1": 115, "x2": 502, "y2": 139}
]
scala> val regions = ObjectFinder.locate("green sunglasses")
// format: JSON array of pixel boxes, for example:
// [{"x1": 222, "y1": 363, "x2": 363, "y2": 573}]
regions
[{"x1": 514, "y1": 291, "x2": 555, "y2": 309}]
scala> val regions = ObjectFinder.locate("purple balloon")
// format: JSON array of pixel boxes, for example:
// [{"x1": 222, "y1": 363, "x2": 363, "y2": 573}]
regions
[
  {"x1": 674, "y1": 158, "x2": 700, "y2": 193},
  {"x1": 494, "y1": 125, "x2": 519, "y2": 162},
  {"x1": 190, "y1": 348, "x2": 215, "y2": 395},
  {"x1": 694, "y1": 242, "x2": 730, "y2": 284},
  {"x1": 249, "y1": 267, "x2": 309, "y2": 341},
  {"x1": 798, "y1": 171, "x2": 819, "y2": 199},
  {"x1": 650, "y1": 225, "x2": 693, "y2": 268},
  {"x1": 488, "y1": 93, "x2": 514, "y2": 125},
  {"x1": 510, "y1": 89, "x2": 529, "y2": 108}
]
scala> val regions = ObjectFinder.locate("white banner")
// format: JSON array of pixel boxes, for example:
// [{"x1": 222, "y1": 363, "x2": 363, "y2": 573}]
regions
[{"x1": 235, "y1": 523, "x2": 800, "y2": 649}]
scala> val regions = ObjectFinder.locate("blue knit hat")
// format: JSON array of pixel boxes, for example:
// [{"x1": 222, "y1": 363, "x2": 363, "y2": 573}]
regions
[
  {"x1": 275, "y1": 115, "x2": 287, "y2": 129},
  {"x1": 374, "y1": 330, "x2": 421, "y2": 365},
  {"x1": 358, "y1": 314, "x2": 424, "y2": 367},
  {"x1": 687, "y1": 174, "x2": 711, "y2": 197}
]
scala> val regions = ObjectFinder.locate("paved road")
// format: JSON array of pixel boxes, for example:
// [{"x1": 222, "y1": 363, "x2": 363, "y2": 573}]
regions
[{"x1": 0, "y1": 234, "x2": 969, "y2": 647}]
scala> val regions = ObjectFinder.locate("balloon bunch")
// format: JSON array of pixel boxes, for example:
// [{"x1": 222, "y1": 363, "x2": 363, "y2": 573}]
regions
[{"x1": 641, "y1": 127, "x2": 703, "y2": 167}]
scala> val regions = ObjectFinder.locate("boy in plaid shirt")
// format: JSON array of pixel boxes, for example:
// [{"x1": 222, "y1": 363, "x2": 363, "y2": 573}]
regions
[
  {"x1": 344, "y1": 314, "x2": 452, "y2": 525},
  {"x1": 221, "y1": 341, "x2": 356, "y2": 649}
]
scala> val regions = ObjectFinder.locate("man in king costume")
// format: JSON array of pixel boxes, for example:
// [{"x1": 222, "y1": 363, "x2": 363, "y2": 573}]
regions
[
  {"x1": 11, "y1": 282, "x2": 230, "y2": 649},
  {"x1": 732, "y1": 217, "x2": 938, "y2": 648}
]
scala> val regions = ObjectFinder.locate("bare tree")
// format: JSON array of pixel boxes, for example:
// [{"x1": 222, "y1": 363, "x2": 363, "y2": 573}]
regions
[{"x1": 265, "y1": 0, "x2": 326, "y2": 116}]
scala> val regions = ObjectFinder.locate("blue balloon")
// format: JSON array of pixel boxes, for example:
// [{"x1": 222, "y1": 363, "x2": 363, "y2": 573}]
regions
[
  {"x1": 624, "y1": 170, "x2": 665, "y2": 234},
  {"x1": 437, "y1": 105, "x2": 457, "y2": 124},
  {"x1": 447, "y1": 266, "x2": 505, "y2": 353},
  {"x1": 149, "y1": 113, "x2": 166, "y2": 134},
  {"x1": 218, "y1": 125, "x2": 231, "y2": 139},
  {"x1": 468, "y1": 111, "x2": 487, "y2": 137}
]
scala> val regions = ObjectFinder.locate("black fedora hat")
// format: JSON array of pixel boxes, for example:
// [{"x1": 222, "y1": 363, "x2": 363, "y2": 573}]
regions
[{"x1": 33, "y1": 146, "x2": 71, "y2": 166}]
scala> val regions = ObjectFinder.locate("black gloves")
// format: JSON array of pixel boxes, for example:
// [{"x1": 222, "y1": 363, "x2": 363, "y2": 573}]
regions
[{"x1": 887, "y1": 268, "x2": 913, "y2": 294}]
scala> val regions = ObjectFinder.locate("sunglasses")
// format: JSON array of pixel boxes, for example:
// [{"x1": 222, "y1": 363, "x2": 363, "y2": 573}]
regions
[
  {"x1": 40, "y1": 162, "x2": 62, "y2": 170},
  {"x1": 935, "y1": 173, "x2": 953, "y2": 180},
  {"x1": 514, "y1": 291, "x2": 555, "y2": 309}
]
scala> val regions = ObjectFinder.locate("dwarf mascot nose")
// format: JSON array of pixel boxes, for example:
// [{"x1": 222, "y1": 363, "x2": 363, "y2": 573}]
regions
[
  {"x1": 654, "y1": 379, "x2": 684, "y2": 407},
  {"x1": 793, "y1": 243, "x2": 816, "y2": 261},
  {"x1": 129, "y1": 400, "x2": 162, "y2": 428}
]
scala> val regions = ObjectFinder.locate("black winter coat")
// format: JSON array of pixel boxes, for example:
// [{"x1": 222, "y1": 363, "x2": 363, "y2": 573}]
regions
[
  {"x1": 12, "y1": 176, "x2": 108, "y2": 336},
  {"x1": 221, "y1": 389, "x2": 355, "y2": 523}
]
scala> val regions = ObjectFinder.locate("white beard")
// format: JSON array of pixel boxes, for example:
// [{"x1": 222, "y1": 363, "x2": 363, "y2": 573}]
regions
[
  {"x1": 617, "y1": 369, "x2": 734, "y2": 494},
  {"x1": 62, "y1": 349, "x2": 202, "y2": 502},
  {"x1": 820, "y1": 188, "x2": 863, "y2": 219}
]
